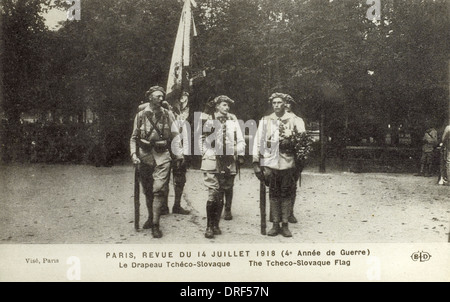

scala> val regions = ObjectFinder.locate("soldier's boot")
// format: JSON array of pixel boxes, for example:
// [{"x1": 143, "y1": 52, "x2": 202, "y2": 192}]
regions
[
  {"x1": 267, "y1": 223, "x2": 280, "y2": 236},
  {"x1": 268, "y1": 194, "x2": 274, "y2": 223},
  {"x1": 142, "y1": 194, "x2": 153, "y2": 229},
  {"x1": 223, "y1": 189, "x2": 233, "y2": 221},
  {"x1": 213, "y1": 196, "x2": 224, "y2": 235},
  {"x1": 172, "y1": 185, "x2": 190, "y2": 215},
  {"x1": 281, "y1": 198, "x2": 293, "y2": 237},
  {"x1": 160, "y1": 193, "x2": 169, "y2": 215},
  {"x1": 268, "y1": 198, "x2": 281, "y2": 236},
  {"x1": 288, "y1": 194, "x2": 298, "y2": 224},
  {"x1": 151, "y1": 194, "x2": 163, "y2": 238},
  {"x1": 280, "y1": 223, "x2": 292, "y2": 237},
  {"x1": 205, "y1": 201, "x2": 215, "y2": 239}
]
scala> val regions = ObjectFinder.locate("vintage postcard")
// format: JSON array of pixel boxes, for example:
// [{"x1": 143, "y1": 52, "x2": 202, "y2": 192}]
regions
[{"x1": 0, "y1": 0, "x2": 449, "y2": 284}]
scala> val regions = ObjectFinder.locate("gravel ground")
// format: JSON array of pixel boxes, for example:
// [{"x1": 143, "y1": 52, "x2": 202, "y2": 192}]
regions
[{"x1": 0, "y1": 163, "x2": 449, "y2": 244}]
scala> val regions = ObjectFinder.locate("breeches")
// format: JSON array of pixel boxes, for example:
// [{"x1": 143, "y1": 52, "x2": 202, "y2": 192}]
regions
[
  {"x1": 139, "y1": 161, "x2": 171, "y2": 197},
  {"x1": 203, "y1": 172, "x2": 236, "y2": 201},
  {"x1": 265, "y1": 168, "x2": 296, "y2": 223},
  {"x1": 172, "y1": 163, "x2": 187, "y2": 187},
  {"x1": 266, "y1": 168, "x2": 296, "y2": 199}
]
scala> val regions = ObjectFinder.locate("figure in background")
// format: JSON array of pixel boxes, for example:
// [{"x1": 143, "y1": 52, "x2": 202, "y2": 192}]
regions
[
  {"x1": 416, "y1": 123, "x2": 438, "y2": 177},
  {"x1": 439, "y1": 124, "x2": 450, "y2": 185}
]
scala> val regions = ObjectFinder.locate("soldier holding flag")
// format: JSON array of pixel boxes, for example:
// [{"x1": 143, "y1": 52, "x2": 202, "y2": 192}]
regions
[
  {"x1": 140, "y1": 0, "x2": 198, "y2": 216},
  {"x1": 165, "y1": 92, "x2": 191, "y2": 215}
]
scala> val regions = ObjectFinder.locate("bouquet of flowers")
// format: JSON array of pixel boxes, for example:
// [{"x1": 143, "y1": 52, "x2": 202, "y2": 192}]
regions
[{"x1": 279, "y1": 123, "x2": 314, "y2": 164}]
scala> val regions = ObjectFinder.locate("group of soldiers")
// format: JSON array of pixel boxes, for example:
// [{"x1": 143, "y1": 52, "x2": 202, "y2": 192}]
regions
[
  {"x1": 415, "y1": 122, "x2": 450, "y2": 185},
  {"x1": 130, "y1": 85, "x2": 306, "y2": 239}
]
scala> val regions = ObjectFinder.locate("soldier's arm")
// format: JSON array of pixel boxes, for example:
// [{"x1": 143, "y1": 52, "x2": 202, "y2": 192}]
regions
[
  {"x1": 138, "y1": 103, "x2": 148, "y2": 112},
  {"x1": 230, "y1": 114, "x2": 246, "y2": 155},
  {"x1": 252, "y1": 118, "x2": 267, "y2": 180},
  {"x1": 253, "y1": 118, "x2": 265, "y2": 164},
  {"x1": 130, "y1": 114, "x2": 140, "y2": 157},
  {"x1": 295, "y1": 117, "x2": 306, "y2": 133},
  {"x1": 167, "y1": 110, "x2": 183, "y2": 159},
  {"x1": 198, "y1": 113, "x2": 214, "y2": 156}
]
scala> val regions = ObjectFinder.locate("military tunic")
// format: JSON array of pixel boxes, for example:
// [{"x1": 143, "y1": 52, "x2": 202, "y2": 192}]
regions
[
  {"x1": 130, "y1": 106, "x2": 182, "y2": 197},
  {"x1": 198, "y1": 112, "x2": 245, "y2": 198}
]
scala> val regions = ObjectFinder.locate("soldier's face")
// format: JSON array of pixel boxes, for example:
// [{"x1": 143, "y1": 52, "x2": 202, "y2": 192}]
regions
[
  {"x1": 216, "y1": 101, "x2": 230, "y2": 115},
  {"x1": 272, "y1": 98, "x2": 285, "y2": 114},
  {"x1": 149, "y1": 91, "x2": 165, "y2": 107}
]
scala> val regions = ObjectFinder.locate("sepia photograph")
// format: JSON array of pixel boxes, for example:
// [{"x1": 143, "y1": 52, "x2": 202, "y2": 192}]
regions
[{"x1": 0, "y1": 0, "x2": 449, "y2": 283}]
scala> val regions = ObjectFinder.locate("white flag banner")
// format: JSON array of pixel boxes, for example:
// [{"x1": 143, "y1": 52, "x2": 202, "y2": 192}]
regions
[{"x1": 166, "y1": 0, "x2": 197, "y2": 113}]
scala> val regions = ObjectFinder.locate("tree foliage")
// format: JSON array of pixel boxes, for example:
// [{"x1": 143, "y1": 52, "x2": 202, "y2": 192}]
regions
[
  {"x1": 1, "y1": 0, "x2": 50, "y2": 121},
  {"x1": 1, "y1": 0, "x2": 449, "y2": 162}
]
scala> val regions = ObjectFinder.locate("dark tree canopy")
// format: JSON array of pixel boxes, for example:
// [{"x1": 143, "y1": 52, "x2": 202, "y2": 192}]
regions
[{"x1": 1, "y1": 0, "x2": 449, "y2": 163}]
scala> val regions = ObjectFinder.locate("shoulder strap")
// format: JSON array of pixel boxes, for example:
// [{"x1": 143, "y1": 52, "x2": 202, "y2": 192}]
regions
[
  {"x1": 148, "y1": 113, "x2": 164, "y2": 139},
  {"x1": 142, "y1": 111, "x2": 164, "y2": 139}
]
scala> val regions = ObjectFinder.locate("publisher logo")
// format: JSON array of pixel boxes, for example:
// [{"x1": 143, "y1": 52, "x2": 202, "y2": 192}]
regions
[{"x1": 411, "y1": 251, "x2": 431, "y2": 262}]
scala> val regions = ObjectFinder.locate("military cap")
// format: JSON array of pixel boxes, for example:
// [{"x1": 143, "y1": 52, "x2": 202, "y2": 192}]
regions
[
  {"x1": 212, "y1": 95, "x2": 234, "y2": 105},
  {"x1": 268, "y1": 92, "x2": 297, "y2": 105},
  {"x1": 145, "y1": 86, "x2": 166, "y2": 97}
]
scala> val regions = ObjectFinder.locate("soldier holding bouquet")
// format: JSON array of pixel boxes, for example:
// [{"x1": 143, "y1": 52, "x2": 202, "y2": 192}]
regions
[{"x1": 253, "y1": 93, "x2": 307, "y2": 237}]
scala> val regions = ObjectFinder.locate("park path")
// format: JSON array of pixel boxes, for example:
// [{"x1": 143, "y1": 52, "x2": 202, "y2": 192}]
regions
[{"x1": 0, "y1": 163, "x2": 448, "y2": 244}]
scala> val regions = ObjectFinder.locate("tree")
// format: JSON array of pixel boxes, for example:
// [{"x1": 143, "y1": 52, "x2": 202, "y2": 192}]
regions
[
  {"x1": 1, "y1": 0, "x2": 51, "y2": 122},
  {"x1": 1, "y1": 0, "x2": 53, "y2": 160}
]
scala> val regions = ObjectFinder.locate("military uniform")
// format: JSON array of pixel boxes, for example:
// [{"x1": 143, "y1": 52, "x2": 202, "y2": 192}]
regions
[
  {"x1": 169, "y1": 110, "x2": 191, "y2": 214},
  {"x1": 197, "y1": 96, "x2": 245, "y2": 239},
  {"x1": 137, "y1": 101, "x2": 191, "y2": 215},
  {"x1": 130, "y1": 103, "x2": 182, "y2": 238},
  {"x1": 253, "y1": 99, "x2": 305, "y2": 237},
  {"x1": 417, "y1": 127, "x2": 438, "y2": 176}
]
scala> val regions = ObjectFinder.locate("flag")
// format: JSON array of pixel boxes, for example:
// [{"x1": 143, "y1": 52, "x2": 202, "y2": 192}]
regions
[{"x1": 166, "y1": 0, "x2": 197, "y2": 115}]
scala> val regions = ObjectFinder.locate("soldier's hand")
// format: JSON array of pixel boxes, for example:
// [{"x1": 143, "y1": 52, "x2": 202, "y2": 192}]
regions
[
  {"x1": 132, "y1": 153, "x2": 141, "y2": 165},
  {"x1": 253, "y1": 162, "x2": 263, "y2": 181}
]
